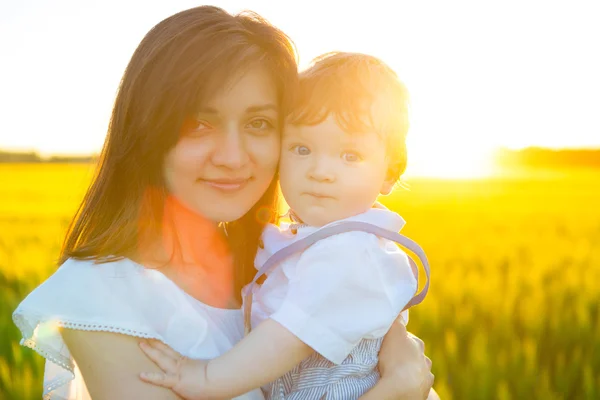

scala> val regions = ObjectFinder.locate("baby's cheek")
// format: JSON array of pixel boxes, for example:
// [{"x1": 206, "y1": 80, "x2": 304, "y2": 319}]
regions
[
  {"x1": 279, "y1": 154, "x2": 297, "y2": 178},
  {"x1": 348, "y1": 170, "x2": 385, "y2": 205}
]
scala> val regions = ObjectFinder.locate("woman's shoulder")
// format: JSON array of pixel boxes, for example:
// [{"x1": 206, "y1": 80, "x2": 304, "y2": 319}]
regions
[
  {"x1": 12, "y1": 256, "x2": 233, "y2": 398},
  {"x1": 13, "y1": 257, "x2": 177, "y2": 337},
  {"x1": 22, "y1": 257, "x2": 168, "y2": 312},
  {"x1": 13, "y1": 256, "x2": 242, "y2": 344},
  {"x1": 12, "y1": 256, "x2": 215, "y2": 353},
  {"x1": 57, "y1": 256, "x2": 144, "y2": 275},
  {"x1": 11, "y1": 257, "x2": 165, "y2": 397}
]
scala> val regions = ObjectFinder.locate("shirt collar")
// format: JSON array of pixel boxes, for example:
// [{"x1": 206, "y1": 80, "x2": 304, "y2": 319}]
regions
[
  {"x1": 277, "y1": 203, "x2": 405, "y2": 242},
  {"x1": 256, "y1": 204, "x2": 406, "y2": 271}
]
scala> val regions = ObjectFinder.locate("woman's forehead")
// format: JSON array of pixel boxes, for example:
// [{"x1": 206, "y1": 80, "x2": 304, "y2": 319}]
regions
[{"x1": 198, "y1": 66, "x2": 279, "y2": 115}]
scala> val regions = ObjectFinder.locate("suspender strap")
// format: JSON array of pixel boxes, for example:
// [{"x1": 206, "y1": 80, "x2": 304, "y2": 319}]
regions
[{"x1": 243, "y1": 221, "x2": 430, "y2": 334}]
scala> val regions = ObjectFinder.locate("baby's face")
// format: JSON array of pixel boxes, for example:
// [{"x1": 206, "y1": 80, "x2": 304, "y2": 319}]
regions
[{"x1": 279, "y1": 114, "x2": 392, "y2": 227}]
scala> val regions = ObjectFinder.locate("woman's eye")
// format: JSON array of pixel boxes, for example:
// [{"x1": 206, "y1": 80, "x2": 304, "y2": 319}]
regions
[
  {"x1": 246, "y1": 118, "x2": 273, "y2": 132},
  {"x1": 182, "y1": 119, "x2": 213, "y2": 137},
  {"x1": 187, "y1": 119, "x2": 212, "y2": 133},
  {"x1": 342, "y1": 151, "x2": 362, "y2": 162},
  {"x1": 291, "y1": 145, "x2": 311, "y2": 156},
  {"x1": 193, "y1": 121, "x2": 210, "y2": 130}
]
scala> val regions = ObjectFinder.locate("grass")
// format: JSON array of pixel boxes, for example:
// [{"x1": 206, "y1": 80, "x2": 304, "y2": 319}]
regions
[{"x1": 1, "y1": 163, "x2": 599, "y2": 399}]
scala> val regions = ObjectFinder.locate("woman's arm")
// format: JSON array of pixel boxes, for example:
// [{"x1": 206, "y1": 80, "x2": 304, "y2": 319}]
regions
[
  {"x1": 61, "y1": 329, "x2": 184, "y2": 400},
  {"x1": 360, "y1": 319, "x2": 435, "y2": 400}
]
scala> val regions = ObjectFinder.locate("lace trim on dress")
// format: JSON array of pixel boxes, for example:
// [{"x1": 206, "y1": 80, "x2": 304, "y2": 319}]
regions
[{"x1": 13, "y1": 309, "x2": 162, "y2": 400}]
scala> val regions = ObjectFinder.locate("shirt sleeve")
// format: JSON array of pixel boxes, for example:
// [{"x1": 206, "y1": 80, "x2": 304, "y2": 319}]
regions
[
  {"x1": 12, "y1": 258, "x2": 211, "y2": 399},
  {"x1": 269, "y1": 231, "x2": 418, "y2": 364}
]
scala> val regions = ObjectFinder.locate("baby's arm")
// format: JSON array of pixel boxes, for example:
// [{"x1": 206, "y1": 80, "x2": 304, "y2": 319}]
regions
[
  {"x1": 206, "y1": 318, "x2": 313, "y2": 397},
  {"x1": 139, "y1": 319, "x2": 312, "y2": 400}
]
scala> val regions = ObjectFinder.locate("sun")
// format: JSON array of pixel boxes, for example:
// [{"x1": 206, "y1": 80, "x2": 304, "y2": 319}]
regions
[{"x1": 404, "y1": 143, "x2": 498, "y2": 179}]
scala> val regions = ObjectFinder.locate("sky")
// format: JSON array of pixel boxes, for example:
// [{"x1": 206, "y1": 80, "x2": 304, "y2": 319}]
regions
[{"x1": 1, "y1": 0, "x2": 599, "y2": 176}]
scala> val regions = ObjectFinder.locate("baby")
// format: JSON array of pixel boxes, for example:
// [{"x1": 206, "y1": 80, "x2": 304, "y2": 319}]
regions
[{"x1": 140, "y1": 52, "x2": 430, "y2": 400}]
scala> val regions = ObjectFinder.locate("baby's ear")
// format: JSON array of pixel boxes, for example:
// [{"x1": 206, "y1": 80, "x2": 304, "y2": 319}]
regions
[
  {"x1": 380, "y1": 159, "x2": 405, "y2": 196},
  {"x1": 380, "y1": 181, "x2": 394, "y2": 196}
]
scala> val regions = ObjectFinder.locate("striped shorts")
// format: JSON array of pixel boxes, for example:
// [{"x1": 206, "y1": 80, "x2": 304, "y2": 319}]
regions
[{"x1": 263, "y1": 337, "x2": 383, "y2": 400}]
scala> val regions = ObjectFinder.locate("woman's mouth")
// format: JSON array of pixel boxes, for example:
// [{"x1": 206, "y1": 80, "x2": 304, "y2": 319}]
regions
[{"x1": 199, "y1": 178, "x2": 251, "y2": 192}]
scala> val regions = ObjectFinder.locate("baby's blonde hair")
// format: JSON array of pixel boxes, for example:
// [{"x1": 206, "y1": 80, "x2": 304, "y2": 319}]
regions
[{"x1": 288, "y1": 52, "x2": 410, "y2": 180}]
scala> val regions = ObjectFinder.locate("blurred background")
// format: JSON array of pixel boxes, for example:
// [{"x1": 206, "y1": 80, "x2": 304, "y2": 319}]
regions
[{"x1": 1, "y1": 0, "x2": 599, "y2": 398}]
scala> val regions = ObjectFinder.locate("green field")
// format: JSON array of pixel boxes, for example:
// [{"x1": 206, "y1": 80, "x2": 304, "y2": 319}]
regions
[{"x1": 1, "y1": 163, "x2": 599, "y2": 399}]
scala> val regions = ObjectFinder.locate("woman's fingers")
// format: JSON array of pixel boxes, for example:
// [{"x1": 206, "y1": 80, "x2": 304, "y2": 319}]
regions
[
  {"x1": 387, "y1": 316, "x2": 409, "y2": 342},
  {"x1": 139, "y1": 371, "x2": 178, "y2": 388},
  {"x1": 425, "y1": 355, "x2": 432, "y2": 369},
  {"x1": 408, "y1": 332, "x2": 425, "y2": 353},
  {"x1": 139, "y1": 341, "x2": 182, "y2": 373},
  {"x1": 423, "y1": 372, "x2": 435, "y2": 398}
]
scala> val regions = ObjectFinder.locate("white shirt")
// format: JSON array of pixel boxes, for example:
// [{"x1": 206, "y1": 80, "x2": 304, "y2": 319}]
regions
[
  {"x1": 12, "y1": 258, "x2": 264, "y2": 400},
  {"x1": 251, "y1": 207, "x2": 418, "y2": 365}
]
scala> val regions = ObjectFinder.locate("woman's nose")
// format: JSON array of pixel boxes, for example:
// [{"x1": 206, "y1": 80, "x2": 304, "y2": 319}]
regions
[{"x1": 211, "y1": 127, "x2": 249, "y2": 170}]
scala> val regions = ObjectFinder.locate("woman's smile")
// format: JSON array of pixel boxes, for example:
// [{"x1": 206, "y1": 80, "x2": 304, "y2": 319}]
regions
[{"x1": 199, "y1": 177, "x2": 252, "y2": 192}]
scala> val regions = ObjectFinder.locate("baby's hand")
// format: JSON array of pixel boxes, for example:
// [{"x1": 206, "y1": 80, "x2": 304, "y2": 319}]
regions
[{"x1": 139, "y1": 339, "x2": 209, "y2": 400}]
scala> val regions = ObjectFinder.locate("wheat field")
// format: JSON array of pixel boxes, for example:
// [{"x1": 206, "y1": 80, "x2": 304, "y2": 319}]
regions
[{"x1": 1, "y1": 163, "x2": 599, "y2": 399}]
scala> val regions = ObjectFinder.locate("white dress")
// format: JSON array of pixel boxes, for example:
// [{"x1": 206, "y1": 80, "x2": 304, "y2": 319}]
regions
[{"x1": 12, "y1": 257, "x2": 265, "y2": 400}]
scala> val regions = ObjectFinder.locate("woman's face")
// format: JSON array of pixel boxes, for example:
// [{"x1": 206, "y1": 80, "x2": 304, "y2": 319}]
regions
[{"x1": 164, "y1": 66, "x2": 280, "y2": 223}]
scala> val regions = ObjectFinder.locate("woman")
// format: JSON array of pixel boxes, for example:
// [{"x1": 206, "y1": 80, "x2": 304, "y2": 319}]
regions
[{"x1": 13, "y1": 6, "x2": 436, "y2": 399}]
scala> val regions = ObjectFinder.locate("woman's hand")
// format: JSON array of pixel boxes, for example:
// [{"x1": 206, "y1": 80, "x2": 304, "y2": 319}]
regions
[
  {"x1": 139, "y1": 339, "x2": 211, "y2": 400},
  {"x1": 370, "y1": 317, "x2": 435, "y2": 400}
]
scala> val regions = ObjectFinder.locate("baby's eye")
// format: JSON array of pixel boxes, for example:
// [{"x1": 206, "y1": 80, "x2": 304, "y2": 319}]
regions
[
  {"x1": 291, "y1": 145, "x2": 311, "y2": 156},
  {"x1": 342, "y1": 151, "x2": 362, "y2": 162}
]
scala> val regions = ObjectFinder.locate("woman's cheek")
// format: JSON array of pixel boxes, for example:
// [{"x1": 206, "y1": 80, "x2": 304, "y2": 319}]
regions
[
  {"x1": 175, "y1": 137, "x2": 213, "y2": 172},
  {"x1": 250, "y1": 134, "x2": 281, "y2": 171}
]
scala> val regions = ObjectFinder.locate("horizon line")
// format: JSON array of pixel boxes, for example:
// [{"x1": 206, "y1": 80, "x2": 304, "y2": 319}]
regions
[{"x1": 3, "y1": 144, "x2": 600, "y2": 158}]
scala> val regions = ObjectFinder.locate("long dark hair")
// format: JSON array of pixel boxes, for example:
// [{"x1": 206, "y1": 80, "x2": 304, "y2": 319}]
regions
[{"x1": 59, "y1": 6, "x2": 297, "y2": 299}]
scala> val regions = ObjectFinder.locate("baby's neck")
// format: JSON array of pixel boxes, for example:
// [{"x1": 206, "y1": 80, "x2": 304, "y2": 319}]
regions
[{"x1": 289, "y1": 204, "x2": 380, "y2": 228}]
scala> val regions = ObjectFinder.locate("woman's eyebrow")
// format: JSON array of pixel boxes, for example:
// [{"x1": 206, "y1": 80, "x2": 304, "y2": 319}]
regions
[{"x1": 246, "y1": 104, "x2": 277, "y2": 113}]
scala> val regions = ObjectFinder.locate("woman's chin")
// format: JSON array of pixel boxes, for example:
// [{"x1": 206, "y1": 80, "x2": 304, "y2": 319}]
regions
[{"x1": 201, "y1": 207, "x2": 249, "y2": 224}]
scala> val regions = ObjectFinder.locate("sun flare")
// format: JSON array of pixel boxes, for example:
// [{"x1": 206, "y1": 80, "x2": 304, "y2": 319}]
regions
[{"x1": 404, "y1": 144, "x2": 497, "y2": 179}]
